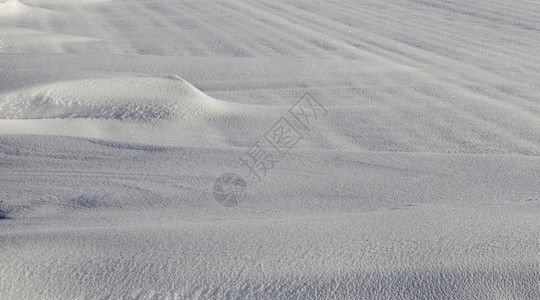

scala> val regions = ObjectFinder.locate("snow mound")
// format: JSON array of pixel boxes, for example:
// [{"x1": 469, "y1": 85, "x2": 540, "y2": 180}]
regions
[
  {"x1": 0, "y1": 76, "x2": 232, "y2": 120},
  {"x1": 0, "y1": 0, "x2": 26, "y2": 15}
]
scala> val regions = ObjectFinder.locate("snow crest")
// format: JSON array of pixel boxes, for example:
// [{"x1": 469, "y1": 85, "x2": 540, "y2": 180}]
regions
[
  {"x1": 0, "y1": 76, "x2": 231, "y2": 120},
  {"x1": 0, "y1": 0, "x2": 25, "y2": 15}
]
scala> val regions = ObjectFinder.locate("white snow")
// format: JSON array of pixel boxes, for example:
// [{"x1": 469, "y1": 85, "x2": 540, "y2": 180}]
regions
[
  {"x1": 0, "y1": 0, "x2": 24, "y2": 13},
  {"x1": 1, "y1": 0, "x2": 540, "y2": 299},
  {"x1": 0, "y1": 76, "x2": 239, "y2": 121}
]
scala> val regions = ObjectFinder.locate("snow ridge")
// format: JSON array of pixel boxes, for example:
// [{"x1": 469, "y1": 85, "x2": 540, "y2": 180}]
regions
[{"x1": 0, "y1": 76, "x2": 231, "y2": 120}]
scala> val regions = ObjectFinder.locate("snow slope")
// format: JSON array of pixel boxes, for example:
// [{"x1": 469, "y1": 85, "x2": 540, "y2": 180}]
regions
[{"x1": 1, "y1": 0, "x2": 540, "y2": 299}]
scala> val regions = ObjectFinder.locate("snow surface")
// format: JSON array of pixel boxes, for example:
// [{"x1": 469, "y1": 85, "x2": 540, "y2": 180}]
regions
[{"x1": 1, "y1": 0, "x2": 540, "y2": 299}]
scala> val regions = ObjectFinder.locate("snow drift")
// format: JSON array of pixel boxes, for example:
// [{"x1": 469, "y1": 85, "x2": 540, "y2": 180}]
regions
[
  {"x1": 1, "y1": 0, "x2": 540, "y2": 298},
  {"x1": 0, "y1": 0, "x2": 25, "y2": 15},
  {"x1": 0, "y1": 76, "x2": 232, "y2": 120}
]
